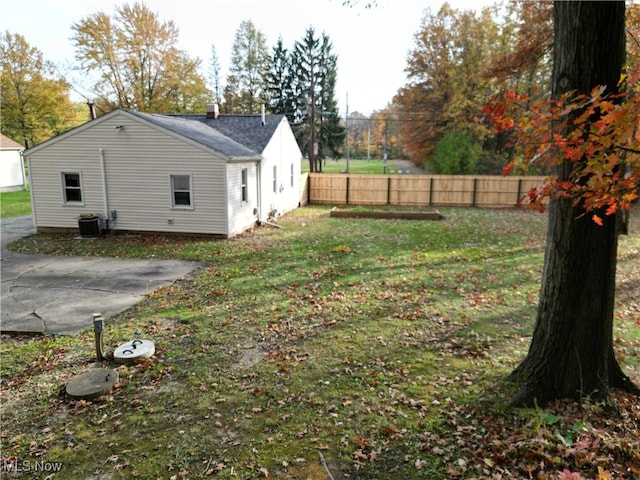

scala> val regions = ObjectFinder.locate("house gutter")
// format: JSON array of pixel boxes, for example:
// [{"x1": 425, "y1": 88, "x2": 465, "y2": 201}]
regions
[
  {"x1": 227, "y1": 156, "x2": 261, "y2": 163},
  {"x1": 99, "y1": 148, "x2": 110, "y2": 229}
]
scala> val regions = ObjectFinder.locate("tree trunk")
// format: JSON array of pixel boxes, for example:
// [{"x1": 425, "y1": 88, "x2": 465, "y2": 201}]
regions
[{"x1": 509, "y1": 1, "x2": 639, "y2": 406}]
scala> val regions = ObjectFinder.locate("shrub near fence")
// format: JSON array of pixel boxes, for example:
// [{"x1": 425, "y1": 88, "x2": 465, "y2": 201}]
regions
[{"x1": 301, "y1": 173, "x2": 547, "y2": 208}]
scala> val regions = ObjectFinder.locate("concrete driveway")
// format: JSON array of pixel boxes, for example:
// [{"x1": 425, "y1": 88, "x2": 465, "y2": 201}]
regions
[{"x1": 1, "y1": 216, "x2": 198, "y2": 335}]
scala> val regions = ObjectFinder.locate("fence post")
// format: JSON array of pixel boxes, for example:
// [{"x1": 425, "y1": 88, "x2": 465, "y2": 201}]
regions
[
  {"x1": 429, "y1": 177, "x2": 434, "y2": 206},
  {"x1": 472, "y1": 178, "x2": 478, "y2": 207},
  {"x1": 517, "y1": 178, "x2": 522, "y2": 204},
  {"x1": 387, "y1": 177, "x2": 392, "y2": 205},
  {"x1": 346, "y1": 176, "x2": 350, "y2": 205}
]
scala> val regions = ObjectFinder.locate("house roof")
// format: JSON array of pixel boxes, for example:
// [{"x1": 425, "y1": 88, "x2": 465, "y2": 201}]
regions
[
  {"x1": 23, "y1": 109, "x2": 290, "y2": 161},
  {"x1": 125, "y1": 110, "x2": 262, "y2": 159},
  {"x1": 0, "y1": 133, "x2": 24, "y2": 150},
  {"x1": 169, "y1": 113, "x2": 287, "y2": 155}
]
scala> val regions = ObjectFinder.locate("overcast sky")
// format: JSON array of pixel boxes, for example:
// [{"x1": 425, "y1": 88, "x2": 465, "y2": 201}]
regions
[{"x1": 1, "y1": 0, "x2": 494, "y2": 115}]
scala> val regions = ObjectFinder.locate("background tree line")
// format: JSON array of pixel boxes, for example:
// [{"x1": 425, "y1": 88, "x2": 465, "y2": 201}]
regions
[
  {"x1": 2, "y1": 1, "x2": 638, "y2": 173},
  {"x1": 1, "y1": 3, "x2": 343, "y2": 172},
  {"x1": 394, "y1": 1, "x2": 553, "y2": 174},
  {"x1": 393, "y1": 0, "x2": 639, "y2": 175}
]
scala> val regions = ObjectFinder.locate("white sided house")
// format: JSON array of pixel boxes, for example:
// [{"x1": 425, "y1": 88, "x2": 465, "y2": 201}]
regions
[
  {"x1": 24, "y1": 107, "x2": 302, "y2": 237},
  {"x1": 0, "y1": 133, "x2": 26, "y2": 192}
]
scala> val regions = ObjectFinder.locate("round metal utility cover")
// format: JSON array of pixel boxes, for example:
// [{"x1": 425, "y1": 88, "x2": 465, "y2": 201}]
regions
[
  {"x1": 66, "y1": 369, "x2": 118, "y2": 400},
  {"x1": 113, "y1": 339, "x2": 155, "y2": 364}
]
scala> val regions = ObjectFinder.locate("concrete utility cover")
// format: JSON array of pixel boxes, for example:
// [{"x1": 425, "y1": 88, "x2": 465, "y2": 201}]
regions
[
  {"x1": 66, "y1": 368, "x2": 119, "y2": 399},
  {"x1": 114, "y1": 339, "x2": 155, "y2": 363}
]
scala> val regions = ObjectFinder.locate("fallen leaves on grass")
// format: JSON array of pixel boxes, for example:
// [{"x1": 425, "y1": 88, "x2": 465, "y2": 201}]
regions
[
  {"x1": 2, "y1": 207, "x2": 638, "y2": 479},
  {"x1": 409, "y1": 389, "x2": 640, "y2": 480}
]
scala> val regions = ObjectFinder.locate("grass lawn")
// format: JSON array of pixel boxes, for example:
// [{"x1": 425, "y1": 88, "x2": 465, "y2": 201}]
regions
[
  {"x1": 0, "y1": 189, "x2": 31, "y2": 218},
  {"x1": 1, "y1": 206, "x2": 638, "y2": 479},
  {"x1": 301, "y1": 158, "x2": 419, "y2": 174}
]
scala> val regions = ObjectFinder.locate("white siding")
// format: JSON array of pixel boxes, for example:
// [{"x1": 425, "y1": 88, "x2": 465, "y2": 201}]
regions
[
  {"x1": 0, "y1": 149, "x2": 25, "y2": 191},
  {"x1": 27, "y1": 111, "x2": 232, "y2": 235},
  {"x1": 259, "y1": 118, "x2": 302, "y2": 220},
  {"x1": 28, "y1": 139, "x2": 105, "y2": 228},
  {"x1": 226, "y1": 162, "x2": 259, "y2": 236}
]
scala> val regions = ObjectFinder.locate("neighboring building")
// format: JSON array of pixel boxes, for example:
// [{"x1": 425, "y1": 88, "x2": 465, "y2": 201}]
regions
[
  {"x1": 23, "y1": 107, "x2": 303, "y2": 237},
  {"x1": 0, "y1": 133, "x2": 26, "y2": 192}
]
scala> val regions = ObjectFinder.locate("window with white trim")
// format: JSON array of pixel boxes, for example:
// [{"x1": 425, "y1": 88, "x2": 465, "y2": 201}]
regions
[
  {"x1": 290, "y1": 163, "x2": 294, "y2": 187},
  {"x1": 62, "y1": 172, "x2": 83, "y2": 204},
  {"x1": 241, "y1": 168, "x2": 248, "y2": 203},
  {"x1": 171, "y1": 174, "x2": 192, "y2": 208}
]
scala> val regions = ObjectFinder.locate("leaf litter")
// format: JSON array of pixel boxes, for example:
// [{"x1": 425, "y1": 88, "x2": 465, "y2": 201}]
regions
[{"x1": 1, "y1": 206, "x2": 638, "y2": 479}]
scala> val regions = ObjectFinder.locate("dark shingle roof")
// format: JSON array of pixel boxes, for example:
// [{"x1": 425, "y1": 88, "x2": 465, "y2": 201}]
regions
[
  {"x1": 170, "y1": 114, "x2": 285, "y2": 154},
  {"x1": 127, "y1": 110, "x2": 278, "y2": 159}
]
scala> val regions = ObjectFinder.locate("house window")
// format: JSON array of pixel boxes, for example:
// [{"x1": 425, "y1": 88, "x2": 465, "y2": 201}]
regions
[
  {"x1": 241, "y1": 168, "x2": 248, "y2": 203},
  {"x1": 62, "y1": 172, "x2": 83, "y2": 204},
  {"x1": 290, "y1": 163, "x2": 294, "y2": 187},
  {"x1": 171, "y1": 174, "x2": 192, "y2": 208},
  {"x1": 273, "y1": 166, "x2": 277, "y2": 193}
]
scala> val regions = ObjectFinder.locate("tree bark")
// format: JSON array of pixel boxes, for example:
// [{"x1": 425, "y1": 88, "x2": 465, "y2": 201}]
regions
[{"x1": 509, "y1": 1, "x2": 639, "y2": 406}]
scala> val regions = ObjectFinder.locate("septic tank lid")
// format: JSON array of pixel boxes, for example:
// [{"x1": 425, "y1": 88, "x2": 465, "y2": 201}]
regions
[
  {"x1": 113, "y1": 339, "x2": 155, "y2": 364},
  {"x1": 66, "y1": 369, "x2": 118, "y2": 399}
]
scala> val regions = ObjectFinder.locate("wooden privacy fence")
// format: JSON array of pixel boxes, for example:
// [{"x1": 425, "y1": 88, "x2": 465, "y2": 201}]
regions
[{"x1": 300, "y1": 173, "x2": 547, "y2": 208}]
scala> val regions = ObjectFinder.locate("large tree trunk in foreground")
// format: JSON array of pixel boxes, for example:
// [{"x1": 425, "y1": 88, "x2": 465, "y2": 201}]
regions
[{"x1": 509, "y1": 1, "x2": 639, "y2": 406}]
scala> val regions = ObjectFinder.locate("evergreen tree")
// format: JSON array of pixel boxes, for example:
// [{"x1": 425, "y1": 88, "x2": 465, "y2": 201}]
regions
[
  {"x1": 224, "y1": 20, "x2": 270, "y2": 114},
  {"x1": 265, "y1": 38, "x2": 294, "y2": 120},
  {"x1": 316, "y1": 33, "x2": 344, "y2": 161},
  {"x1": 290, "y1": 27, "x2": 344, "y2": 172},
  {"x1": 208, "y1": 44, "x2": 223, "y2": 105}
]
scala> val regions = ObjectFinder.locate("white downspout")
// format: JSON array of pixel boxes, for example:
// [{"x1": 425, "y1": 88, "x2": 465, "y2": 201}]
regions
[
  {"x1": 255, "y1": 158, "x2": 282, "y2": 229},
  {"x1": 26, "y1": 156, "x2": 36, "y2": 229},
  {"x1": 99, "y1": 148, "x2": 110, "y2": 229},
  {"x1": 256, "y1": 159, "x2": 262, "y2": 222},
  {"x1": 19, "y1": 151, "x2": 27, "y2": 190}
]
